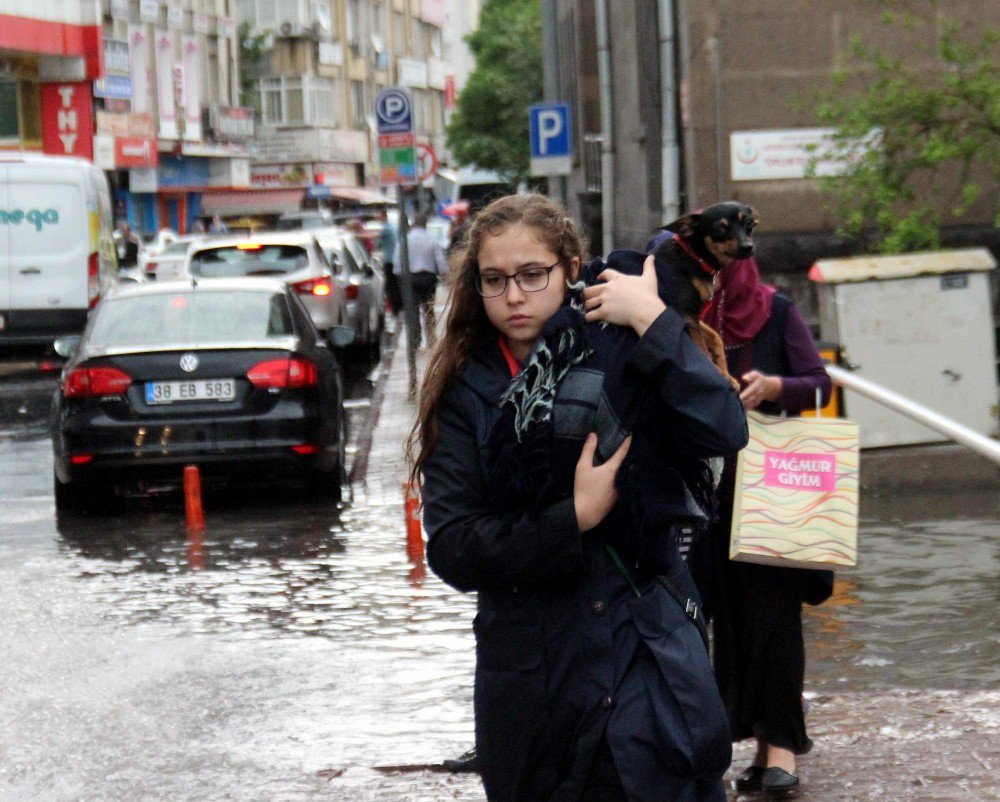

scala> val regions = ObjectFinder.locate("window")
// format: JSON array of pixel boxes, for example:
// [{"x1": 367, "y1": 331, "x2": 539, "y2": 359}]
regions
[
  {"x1": 350, "y1": 80, "x2": 365, "y2": 128},
  {"x1": 260, "y1": 75, "x2": 335, "y2": 125},
  {"x1": 0, "y1": 82, "x2": 18, "y2": 139},
  {"x1": 410, "y1": 18, "x2": 424, "y2": 59},
  {"x1": 347, "y1": 0, "x2": 361, "y2": 46},
  {"x1": 428, "y1": 26, "x2": 442, "y2": 59},
  {"x1": 392, "y1": 11, "x2": 405, "y2": 53}
]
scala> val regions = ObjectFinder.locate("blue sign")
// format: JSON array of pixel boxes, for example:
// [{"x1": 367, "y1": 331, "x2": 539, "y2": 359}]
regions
[
  {"x1": 93, "y1": 74, "x2": 132, "y2": 100},
  {"x1": 529, "y1": 103, "x2": 572, "y2": 176},
  {"x1": 375, "y1": 88, "x2": 413, "y2": 135},
  {"x1": 307, "y1": 185, "x2": 332, "y2": 199}
]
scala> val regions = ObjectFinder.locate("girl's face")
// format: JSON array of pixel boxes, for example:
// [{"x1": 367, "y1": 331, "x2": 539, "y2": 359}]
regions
[{"x1": 477, "y1": 224, "x2": 578, "y2": 361}]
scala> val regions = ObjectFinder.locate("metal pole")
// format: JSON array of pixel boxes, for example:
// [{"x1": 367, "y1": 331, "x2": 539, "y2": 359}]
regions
[
  {"x1": 826, "y1": 364, "x2": 1000, "y2": 466},
  {"x1": 657, "y1": 0, "x2": 680, "y2": 222},
  {"x1": 397, "y1": 191, "x2": 419, "y2": 400},
  {"x1": 595, "y1": 0, "x2": 614, "y2": 253},
  {"x1": 541, "y1": 0, "x2": 566, "y2": 207}
]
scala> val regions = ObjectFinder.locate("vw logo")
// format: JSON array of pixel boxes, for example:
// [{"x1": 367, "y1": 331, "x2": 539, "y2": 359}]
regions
[{"x1": 179, "y1": 353, "x2": 199, "y2": 373}]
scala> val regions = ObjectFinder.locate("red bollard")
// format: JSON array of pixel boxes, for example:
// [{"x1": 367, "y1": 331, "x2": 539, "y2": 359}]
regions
[
  {"x1": 402, "y1": 481, "x2": 424, "y2": 560},
  {"x1": 184, "y1": 464, "x2": 205, "y2": 532}
]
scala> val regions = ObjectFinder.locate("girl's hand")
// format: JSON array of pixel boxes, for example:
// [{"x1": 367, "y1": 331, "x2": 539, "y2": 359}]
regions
[
  {"x1": 574, "y1": 434, "x2": 632, "y2": 532},
  {"x1": 583, "y1": 255, "x2": 666, "y2": 336},
  {"x1": 739, "y1": 370, "x2": 782, "y2": 410}
]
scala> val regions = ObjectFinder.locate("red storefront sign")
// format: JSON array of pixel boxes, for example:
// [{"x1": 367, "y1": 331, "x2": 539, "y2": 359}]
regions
[
  {"x1": 444, "y1": 75, "x2": 456, "y2": 110},
  {"x1": 114, "y1": 136, "x2": 158, "y2": 168},
  {"x1": 41, "y1": 82, "x2": 95, "y2": 160}
]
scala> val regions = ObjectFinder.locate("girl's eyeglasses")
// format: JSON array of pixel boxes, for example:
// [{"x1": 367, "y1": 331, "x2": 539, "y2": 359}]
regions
[{"x1": 475, "y1": 261, "x2": 561, "y2": 298}]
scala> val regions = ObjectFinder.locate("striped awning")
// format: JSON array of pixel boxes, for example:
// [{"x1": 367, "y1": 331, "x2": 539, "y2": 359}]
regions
[{"x1": 200, "y1": 189, "x2": 306, "y2": 217}]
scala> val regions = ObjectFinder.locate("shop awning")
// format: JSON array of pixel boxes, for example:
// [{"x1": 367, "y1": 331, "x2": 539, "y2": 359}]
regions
[
  {"x1": 200, "y1": 189, "x2": 306, "y2": 217},
  {"x1": 328, "y1": 186, "x2": 390, "y2": 205}
]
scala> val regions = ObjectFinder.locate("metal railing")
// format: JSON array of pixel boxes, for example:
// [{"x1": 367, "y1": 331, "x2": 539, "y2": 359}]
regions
[{"x1": 826, "y1": 364, "x2": 1000, "y2": 466}]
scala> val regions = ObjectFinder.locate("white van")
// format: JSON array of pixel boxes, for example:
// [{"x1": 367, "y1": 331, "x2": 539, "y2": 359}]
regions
[
  {"x1": 432, "y1": 167, "x2": 515, "y2": 213},
  {"x1": 0, "y1": 152, "x2": 118, "y2": 344}
]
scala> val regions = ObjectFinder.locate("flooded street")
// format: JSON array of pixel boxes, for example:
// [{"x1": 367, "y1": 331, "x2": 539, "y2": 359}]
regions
[{"x1": 1, "y1": 351, "x2": 998, "y2": 801}]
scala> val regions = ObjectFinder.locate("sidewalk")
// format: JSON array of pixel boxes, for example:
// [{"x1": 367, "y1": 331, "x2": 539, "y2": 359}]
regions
[{"x1": 348, "y1": 325, "x2": 1000, "y2": 802}]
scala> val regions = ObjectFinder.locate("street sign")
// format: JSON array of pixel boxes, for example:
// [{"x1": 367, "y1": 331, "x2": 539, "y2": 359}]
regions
[
  {"x1": 529, "y1": 102, "x2": 572, "y2": 176},
  {"x1": 376, "y1": 87, "x2": 416, "y2": 185},
  {"x1": 416, "y1": 141, "x2": 439, "y2": 182}
]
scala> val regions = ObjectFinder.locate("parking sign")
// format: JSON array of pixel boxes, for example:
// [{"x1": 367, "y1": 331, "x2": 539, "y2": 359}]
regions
[
  {"x1": 376, "y1": 88, "x2": 416, "y2": 185},
  {"x1": 529, "y1": 103, "x2": 572, "y2": 176}
]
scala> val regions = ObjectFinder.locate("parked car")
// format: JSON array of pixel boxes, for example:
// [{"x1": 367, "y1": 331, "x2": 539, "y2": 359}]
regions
[
  {"x1": 275, "y1": 209, "x2": 335, "y2": 230},
  {"x1": 313, "y1": 228, "x2": 386, "y2": 362},
  {"x1": 142, "y1": 234, "x2": 206, "y2": 281},
  {"x1": 184, "y1": 231, "x2": 347, "y2": 339},
  {"x1": 50, "y1": 279, "x2": 353, "y2": 507}
]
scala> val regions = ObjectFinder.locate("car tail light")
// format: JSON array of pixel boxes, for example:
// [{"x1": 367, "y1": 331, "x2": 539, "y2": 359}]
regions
[
  {"x1": 87, "y1": 252, "x2": 100, "y2": 308},
  {"x1": 65, "y1": 365, "x2": 133, "y2": 398},
  {"x1": 246, "y1": 357, "x2": 318, "y2": 389},
  {"x1": 70, "y1": 454, "x2": 94, "y2": 465},
  {"x1": 145, "y1": 261, "x2": 158, "y2": 274},
  {"x1": 291, "y1": 444, "x2": 321, "y2": 455},
  {"x1": 292, "y1": 276, "x2": 333, "y2": 297},
  {"x1": 344, "y1": 284, "x2": 359, "y2": 301}
]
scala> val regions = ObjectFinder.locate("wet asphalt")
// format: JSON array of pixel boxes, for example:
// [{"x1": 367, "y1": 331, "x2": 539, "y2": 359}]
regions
[{"x1": 1, "y1": 338, "x2": 998, "y2": 801}]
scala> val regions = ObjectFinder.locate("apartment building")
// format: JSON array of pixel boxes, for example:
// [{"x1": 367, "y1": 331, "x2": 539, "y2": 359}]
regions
[
  {"x1": 233, "y1": 0, "x2": 455, "y2": 211},
  {"x1": 548, "y1": 0, "x2": 1000, "y2": 295},
  {"x1": 0, "y1": 1, "x2": 252, "y2": 235}
]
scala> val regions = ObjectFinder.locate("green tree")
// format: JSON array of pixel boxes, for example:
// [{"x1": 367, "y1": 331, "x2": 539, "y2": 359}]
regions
[
  {"x1": 812, "y1": 7, "x2": 999, "y2": 253},
  {"x1": 238, "y1": 21, "x2": 268, "y2": 116},
  {"x1": 445, "y1": 0, "x2": 542, "y2": 183}
]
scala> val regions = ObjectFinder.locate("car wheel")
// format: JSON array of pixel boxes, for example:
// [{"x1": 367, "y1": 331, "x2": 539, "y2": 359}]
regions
[
  {"x1": 53, "y1": 471, "x2": 107, "y2": 511},
  {"x1": 307, "y1": 407, "x2": 346, "y2": 501}
]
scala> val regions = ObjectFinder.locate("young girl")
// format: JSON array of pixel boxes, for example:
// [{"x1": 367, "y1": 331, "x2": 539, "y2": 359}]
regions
[{"x1": 409, "y1": 194, "x2": 747, "y2": 801}]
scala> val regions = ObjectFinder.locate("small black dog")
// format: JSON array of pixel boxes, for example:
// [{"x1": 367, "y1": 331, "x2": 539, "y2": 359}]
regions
[{"x1": 649, "y1": 201, "x2": 758, "y2": 318}]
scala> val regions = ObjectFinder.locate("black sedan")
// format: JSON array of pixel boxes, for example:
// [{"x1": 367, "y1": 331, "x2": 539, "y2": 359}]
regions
[{"x1": 51, "y1": 278, "x2": 353, "y2": 508}]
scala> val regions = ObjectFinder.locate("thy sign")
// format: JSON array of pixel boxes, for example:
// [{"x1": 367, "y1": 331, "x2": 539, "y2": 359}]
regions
[{"x1": 529, "y1": 103, "x2": 572, "y2": 177}]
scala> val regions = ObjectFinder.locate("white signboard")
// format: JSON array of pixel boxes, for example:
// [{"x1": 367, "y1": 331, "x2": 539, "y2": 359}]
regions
[
  {"x1": 731, "y1": 128, "x2": 860, "y2": 181},
  {"x1": 397, "y1": 58, "x2": 428, "y2": 89},
  {"x1": 155, "y1": 30, "x2": 178, "y2": 139},
  {"x1": 128, "y1": 25, "x2": 151, "y2": 115},
  {"x1": 182, "y1": 35, "x2": 202, "y2": 141},
  {"x1": 253, "y1": 129, "x2": 369, "y2": 164}
]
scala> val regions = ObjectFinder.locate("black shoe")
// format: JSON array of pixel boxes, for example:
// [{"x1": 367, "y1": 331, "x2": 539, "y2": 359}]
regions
[
  {"x1": 761, "y1": 767, "x2": 799, "y2": 795},
  {"x1": 443, "y1": 746, "x2": 479, "y2": 773},
  {"x1": 733, "y1": 764, "x2": 766, "y2": 793}
]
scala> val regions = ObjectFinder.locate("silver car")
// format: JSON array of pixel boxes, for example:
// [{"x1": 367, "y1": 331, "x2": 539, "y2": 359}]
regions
[
  {"x1": 143, "y1": 234, "x2": 207, "y2": 281},
  {"x1": 185, "y1": 232, "x2": 347, "y2": 337}
]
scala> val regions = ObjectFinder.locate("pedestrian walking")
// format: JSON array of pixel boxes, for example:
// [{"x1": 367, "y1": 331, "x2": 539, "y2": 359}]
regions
[
  {"x1": 375, "y1": 208, "x2": 400, "y2": 314},
  {"x1": 116, "y1": 220, "x2": 143, "y2": 267},
  {"x1": 393, "y1": 211, "x2": 447, "y2": 348},
  {"x1": 408, "y1": 194, "x2": 748, "y2": 801},
  {"x1": 702, "y1": 254, "x2": 833, "y2": 797}
]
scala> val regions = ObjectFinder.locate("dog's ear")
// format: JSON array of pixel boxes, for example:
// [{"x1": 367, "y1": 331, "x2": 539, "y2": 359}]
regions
[{"x1": 664, "y1": 213, "x2": 700, "y2": 239}]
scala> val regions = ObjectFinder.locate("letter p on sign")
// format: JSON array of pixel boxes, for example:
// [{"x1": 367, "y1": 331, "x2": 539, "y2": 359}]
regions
[{"x1": 530, "y1": 103, "x2": 572, "y2": 177}]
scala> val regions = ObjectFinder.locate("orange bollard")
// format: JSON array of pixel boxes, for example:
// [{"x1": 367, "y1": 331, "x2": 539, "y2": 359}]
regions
[
  {"x1": 184, "y1": 464, "x2": 205, "y2": 532},
  {"x1": 402, "y1": 481, "x2": 424, "y2": 561}
]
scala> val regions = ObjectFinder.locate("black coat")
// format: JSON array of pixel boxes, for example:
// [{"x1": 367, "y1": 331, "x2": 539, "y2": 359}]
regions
[{"x1": 422, "y1": 290, "x2": 748, "y2": 801}]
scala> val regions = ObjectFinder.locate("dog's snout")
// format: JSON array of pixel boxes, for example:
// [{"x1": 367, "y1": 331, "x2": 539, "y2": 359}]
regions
[{"x1": 736, "y1": 242, "x2": 755, "y2": 258}]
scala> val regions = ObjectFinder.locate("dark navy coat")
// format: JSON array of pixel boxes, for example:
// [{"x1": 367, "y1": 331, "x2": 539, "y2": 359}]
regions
[{"x1": 422, "y1": 305, "x2": 748, "y2": 801}]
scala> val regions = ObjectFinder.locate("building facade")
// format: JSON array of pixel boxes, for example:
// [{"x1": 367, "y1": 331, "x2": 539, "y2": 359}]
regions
[
  {"x1": 547, "y1": 0, "x2": 1000, "y2": 305},
  {"x1": 0, "y1": 0, "x2": 253, "y2": 235},
  {"x1": 232, "y1": 0, "x2": 459, "y2": 214}
]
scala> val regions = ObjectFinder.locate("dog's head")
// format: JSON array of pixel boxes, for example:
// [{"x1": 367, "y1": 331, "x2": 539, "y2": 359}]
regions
[{"x1": 662, "y1": 201, "x2": 758, "y2": 270}]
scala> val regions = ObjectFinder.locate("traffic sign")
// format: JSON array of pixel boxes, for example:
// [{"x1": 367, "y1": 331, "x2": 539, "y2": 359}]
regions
[
  {"x1": 529, "y1": 102, "x2": 572, "y2": 176},
  {"x1": 416, "y1": 141, "x2": 439, "y2": 182},
  {"x1": 376, "y1": 87, "x2": 416, "y2": 185}
]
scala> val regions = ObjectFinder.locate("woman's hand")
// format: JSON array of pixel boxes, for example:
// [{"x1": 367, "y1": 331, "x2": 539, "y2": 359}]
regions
[
  {"x1": 740, "y1": 369, "x2": 783, "y2": 410},
  {"x1": 574, "y1": 433, "x2": 632, "y2": 532},
  {"x1": 583, "y1": 255, "x2": 666, "y2": 337}
]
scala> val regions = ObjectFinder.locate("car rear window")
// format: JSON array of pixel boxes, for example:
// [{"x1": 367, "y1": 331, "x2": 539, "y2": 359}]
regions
[
  {"x1": 88, "y1": 291, "x2": 295, "y2": 349},
  {"x1": 188, "y1": 244, "x2": 310, "y2": 277}
]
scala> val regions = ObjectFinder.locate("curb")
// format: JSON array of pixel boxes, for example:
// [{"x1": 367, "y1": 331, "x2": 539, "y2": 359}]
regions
[{"x1": 348, "y1": 322, "x2": 401, "y2": 485}]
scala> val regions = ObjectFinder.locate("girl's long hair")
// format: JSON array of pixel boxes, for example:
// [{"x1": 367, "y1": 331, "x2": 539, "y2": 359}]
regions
[{"x1": 406, "y1": 193, "x2": 586, "y2": 487}]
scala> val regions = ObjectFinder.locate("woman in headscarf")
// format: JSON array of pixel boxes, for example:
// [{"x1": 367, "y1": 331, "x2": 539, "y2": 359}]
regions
[{"x1": 702, "y1": 255, "x2": 833, "y2": 796}]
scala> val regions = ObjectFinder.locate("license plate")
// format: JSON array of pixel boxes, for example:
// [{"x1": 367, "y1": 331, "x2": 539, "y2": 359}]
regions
[{"x1": 145, "y1": 379, "x2": 236, "y2": 405}]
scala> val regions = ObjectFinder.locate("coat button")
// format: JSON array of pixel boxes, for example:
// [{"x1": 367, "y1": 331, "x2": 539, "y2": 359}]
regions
[
  {"x1": 600, "y1": 695, "x2": 613, "y2": 709},
  {"x1": 590, "y1": 599, "x2": 606, "y2": 616}
]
